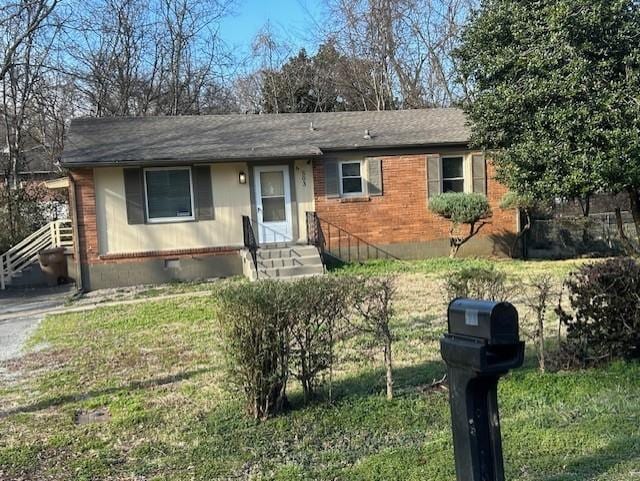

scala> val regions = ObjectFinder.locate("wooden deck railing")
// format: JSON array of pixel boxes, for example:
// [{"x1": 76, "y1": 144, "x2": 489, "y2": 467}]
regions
[{"x1": 0, "y1": 219, "x2": 73, "y2": 289}]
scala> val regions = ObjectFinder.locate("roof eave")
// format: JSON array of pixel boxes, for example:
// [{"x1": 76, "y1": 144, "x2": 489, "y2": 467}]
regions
[
  {"x1": 61, "y1": 140, "x2": 472, "y2": 169},
  {"x1": 319, "y1": 140, "x2": 470, "y2": 152},
  {"x1": 60, "y1": 151, "x2": 323, "y2": 169}
]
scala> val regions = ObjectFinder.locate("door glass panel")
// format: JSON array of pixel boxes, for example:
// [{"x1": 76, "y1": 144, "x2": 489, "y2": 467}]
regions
[
  {"x1": 260, "y1": 171, "x2": 285, "y2": 196},
  {"x1": 262, "y1": 197, "x2": 286, "y2": 222}
]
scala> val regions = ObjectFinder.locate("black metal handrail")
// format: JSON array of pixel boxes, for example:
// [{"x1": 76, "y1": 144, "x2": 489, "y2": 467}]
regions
[
  {"x1": 242, "y1": 215, "x2": 259, "y2": 278},
  {"x1": 306, "y1": 211, "x2": 399, "y2": 264}
]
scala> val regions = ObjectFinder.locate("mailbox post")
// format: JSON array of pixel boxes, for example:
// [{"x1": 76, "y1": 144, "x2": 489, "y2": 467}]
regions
[{"x1": 441, "y1": 298, "x2": 525, "y2": 481}]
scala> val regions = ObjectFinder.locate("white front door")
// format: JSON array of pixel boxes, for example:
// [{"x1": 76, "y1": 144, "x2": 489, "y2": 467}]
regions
[{"x1": 254, "y1": 165, "x2": 293, "y2": 244}]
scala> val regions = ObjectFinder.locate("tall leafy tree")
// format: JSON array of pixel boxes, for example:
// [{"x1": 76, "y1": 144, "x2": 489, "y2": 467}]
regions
[{"x1": 457, "y1": 0, "x2": 640, "y2": 240}]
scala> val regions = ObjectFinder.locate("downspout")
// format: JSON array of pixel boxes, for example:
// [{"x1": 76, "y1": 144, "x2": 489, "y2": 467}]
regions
[{"x1": 68, "y1": 171, "x2": 84, "y2": 292}]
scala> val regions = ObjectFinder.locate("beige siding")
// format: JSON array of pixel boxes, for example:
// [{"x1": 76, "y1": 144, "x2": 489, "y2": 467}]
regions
[
  {"x1": 294, "y1": 159, "x2": 315, "y2": 242},
  {"x1": 95, "y1": 163, "x2": 251, "y2": 255}
]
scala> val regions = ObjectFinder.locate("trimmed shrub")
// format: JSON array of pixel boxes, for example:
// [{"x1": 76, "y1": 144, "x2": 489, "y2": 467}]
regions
[
  {"x1": 429, "y1": 192, "x2": 492, "y2": 257},
  {"x1": 215, "y1": 275, "x2": 400, "y2": 418},
  {"x1": 443, "y1": 265, "x2": 509, "y2": 302},
  {"x1": 215, "y1": 281, "x2": 295, "y2": 419},
  {"x1": 557, "y1": 258, "x2": 640, "y2": 365},
  {"x1": 288, "y1": 276, "x2": 351, "y2": 403},
  {"x1": 430, "y1": 192, "x2": 492, "y2": 224}
]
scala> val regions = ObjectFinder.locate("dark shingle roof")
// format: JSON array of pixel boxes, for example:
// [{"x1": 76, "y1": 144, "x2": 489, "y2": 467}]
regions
[{"x1": 61, "y1": 108, "x2": 469, "y2": 167}]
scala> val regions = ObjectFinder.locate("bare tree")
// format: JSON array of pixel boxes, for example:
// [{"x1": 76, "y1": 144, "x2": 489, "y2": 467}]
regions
[
  {"x1": 522, "y1": 275, "x2": 556, "y2": 373},
  {"x1": 68, "y1": 0, "x2": 149, "y2": 116},
  {"x1": 157, "y1": 0, "x2": 234, "y2": 114},
  {"x1": 0, "y1": 0, "x2": 60, "y2": 82},
  {"x1": 1, "y1": 0, "x2": 64, "y2": 184},
  {"x1": 324, "y1": 0, "x2": 477, "y2": 109},
  {"x1": 350, "y1": 276, "x2": 397, "y2": 400},
  {"x1": 0, "y1": 0, "x2": 71, "y2": 249},
  {"x1": 70, "y1": 0, "x2": 236, "y2": 116}
]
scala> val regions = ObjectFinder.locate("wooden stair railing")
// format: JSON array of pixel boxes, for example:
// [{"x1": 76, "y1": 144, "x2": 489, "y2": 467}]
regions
[{"x1": 0, "y1": 219, "x2": 73, "y2": 290}]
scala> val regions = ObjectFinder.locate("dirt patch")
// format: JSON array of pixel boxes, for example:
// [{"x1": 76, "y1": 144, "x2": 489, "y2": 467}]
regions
[
  {"x1": 75, "y1": 407, "x2": 110, "y2": 425},
  {"x1": 2, "y1": 348, "x2": 74, "y2": 373}
]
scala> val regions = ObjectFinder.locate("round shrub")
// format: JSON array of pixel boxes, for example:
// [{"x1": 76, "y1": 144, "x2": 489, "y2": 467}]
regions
[
  {"x1": 443, "y1": 265, "x2": 509, "y2": 302},
  {"x1": 429, "y1": 192, "x2": 491, "y2": 225}
]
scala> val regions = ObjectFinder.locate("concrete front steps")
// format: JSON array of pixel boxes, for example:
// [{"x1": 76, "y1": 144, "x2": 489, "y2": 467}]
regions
[{"x1": 241, "y1": 244, "x2": 324, "y2": 281}]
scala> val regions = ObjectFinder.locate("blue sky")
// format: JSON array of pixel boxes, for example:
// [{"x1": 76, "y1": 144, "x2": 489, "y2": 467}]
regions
[{"x1": 218, "y1": 0, "x2": 324, "y2": 55}]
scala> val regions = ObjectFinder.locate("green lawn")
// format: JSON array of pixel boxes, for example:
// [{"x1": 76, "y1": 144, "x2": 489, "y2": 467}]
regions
[{"x1": 1, "y1": 258, "x2": 638, "y2": 480}]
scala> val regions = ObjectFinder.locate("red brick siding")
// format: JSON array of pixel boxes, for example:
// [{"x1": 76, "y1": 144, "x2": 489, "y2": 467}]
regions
[
  {"x1": 313, "y1": 155, "x2": 515, "y2": 247},
  {"x1": 70, "y1": 169, "x2": 99, "y2": 264}
]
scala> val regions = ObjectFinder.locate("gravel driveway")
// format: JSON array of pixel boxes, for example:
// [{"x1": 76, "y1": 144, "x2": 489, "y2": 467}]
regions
[{"x1": 0, "y1": 286, "x2": 74, "y2": 362}]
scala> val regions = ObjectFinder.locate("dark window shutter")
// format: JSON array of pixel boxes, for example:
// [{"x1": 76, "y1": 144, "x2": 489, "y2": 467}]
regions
[
  {"x1": 427, "y1": 154, "x2": 442, "y2": 199},
  {"x1": 123, "y1": 168, "x2": 145, "y2": 224},
  {"x1": 472, "y1": 154, "x2": 487, "y2": 195},
  {"x1": 193, "y1": 165, "x2": 215, "y2": 220},
  {"x1": 366, "y1": 157, "x2": 383, "y2": 196},
  {"x1": 324, "y1": 160, "x2": 340, "y2": 198}
]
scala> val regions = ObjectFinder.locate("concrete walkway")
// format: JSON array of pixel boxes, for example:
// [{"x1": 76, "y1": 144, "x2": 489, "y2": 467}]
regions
[{"x1": 0, "y1": 285, "x2": 75, "y2": 361}]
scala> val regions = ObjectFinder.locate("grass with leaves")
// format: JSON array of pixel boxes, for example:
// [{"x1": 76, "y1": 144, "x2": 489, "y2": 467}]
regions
[{"x1": 0, "y1": 258, "x2": 638, "y2": 480}]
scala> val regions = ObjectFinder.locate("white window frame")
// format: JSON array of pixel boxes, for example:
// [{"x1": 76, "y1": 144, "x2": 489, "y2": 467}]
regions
[
  {"x1": 441, "y1": 155, "x2": 466, "y2": 193},
  {"x1": 143, "y1": 166, "x2": 195, "y2": 223},
  {"x1": 338, "y1": 160, "x2": 364, "y2": 197}
]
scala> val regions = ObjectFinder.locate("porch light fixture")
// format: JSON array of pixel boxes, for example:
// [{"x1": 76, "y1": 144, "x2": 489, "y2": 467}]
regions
[{"x1": 238, "y1": 171, "x2": 247, "y2": 184}]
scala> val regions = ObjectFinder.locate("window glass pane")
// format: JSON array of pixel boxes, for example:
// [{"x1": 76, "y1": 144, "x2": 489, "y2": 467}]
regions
[
  {"x1": 443, "y1": 179, "x2": 464, "y2": 193},
  {"x1": 146, "y1": 169, "x2": 192, "y2": 219},
  {"x1": 442, "y1": 157, "x2": 464, "y2": 179},
  {"x1": 342, "y1": 177, "x2": 363, "y2": 194},
  {"x1": 341, "y1": 162, "x2": 361, "y2": 177},
  {"x1": 262, "y1": 197, "x2": 286, "y2": 222},
  {"x1": 260, "y1": 171, "x2": 285, "y2": 197}
]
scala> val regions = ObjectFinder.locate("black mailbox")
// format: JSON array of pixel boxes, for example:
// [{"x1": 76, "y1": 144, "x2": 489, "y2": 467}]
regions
[
  {"x1": 448, "y1": 298, "x2": 519, "y2": 345},
  {"x1": 441, "y1": 298, "x2": 525, "y2": 481}
]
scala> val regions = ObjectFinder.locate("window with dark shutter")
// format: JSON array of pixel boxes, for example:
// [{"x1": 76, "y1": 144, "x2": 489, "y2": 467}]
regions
[
  {"x1": 193, "y1": 165, "x2": 215, "y2": 220},
  {"x1": 472, "y1": 154, "x2": 487, "y2": 195},
  {"x1": 426, "y1": 154, "x2": 442, "y2": 199},
  {"x1": 367, "y1": 157, "x2": 383, "y2": 196},
  {"x1": 442, "y1": 156, "x2": 465, "y2": 193},
  {"x1": 324, "y1": 160, "x2": 340, "y2": 198},
  {"x1": 339, "y1": 161, "x2": 364, "y2": 196},
  {"x1": 123, "y1": 168, "x2": 145, "y2": 225}
]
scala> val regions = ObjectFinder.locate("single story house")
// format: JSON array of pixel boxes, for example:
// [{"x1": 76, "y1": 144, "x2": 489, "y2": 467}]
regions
[{"x1": 61, "y1": 109, "x2": 517, "y2": 290}]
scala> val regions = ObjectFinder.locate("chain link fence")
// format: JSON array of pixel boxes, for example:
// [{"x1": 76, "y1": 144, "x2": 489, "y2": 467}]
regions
[{"x1": 528, "y1": 212, "x2": 638, "y2": 258}]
